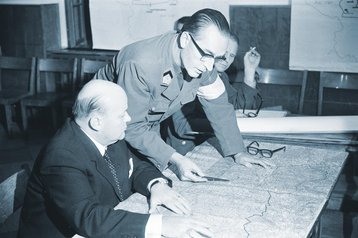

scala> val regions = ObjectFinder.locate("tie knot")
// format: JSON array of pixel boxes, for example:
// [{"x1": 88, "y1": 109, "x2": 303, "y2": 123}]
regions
[{"x1": 103, "y1": 150, "x2": 110, "y2": 159}]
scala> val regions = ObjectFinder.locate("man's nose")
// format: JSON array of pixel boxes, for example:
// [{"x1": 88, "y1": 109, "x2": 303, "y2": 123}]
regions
[{"x1": 125, "y1": 113, "x2": 131, "y2": 122}]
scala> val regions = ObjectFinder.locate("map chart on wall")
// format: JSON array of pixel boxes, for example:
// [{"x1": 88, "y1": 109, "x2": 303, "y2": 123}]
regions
[
  {"x1": 289, "y1": 0, "x2": 358, "y2": 73},
  {"x1": 89, "y1": 0, "x2": 230, "y2": 50}
]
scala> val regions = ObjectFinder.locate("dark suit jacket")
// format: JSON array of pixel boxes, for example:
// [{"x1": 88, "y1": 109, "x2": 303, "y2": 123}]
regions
[{"x1": 18, "y1": 119, "x2": 166, "y2": 238}]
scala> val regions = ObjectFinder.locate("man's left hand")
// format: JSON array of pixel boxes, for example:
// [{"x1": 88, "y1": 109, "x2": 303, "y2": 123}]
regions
[{"x1": 149, "y1": 182, "x2": 191, "y2": 215}]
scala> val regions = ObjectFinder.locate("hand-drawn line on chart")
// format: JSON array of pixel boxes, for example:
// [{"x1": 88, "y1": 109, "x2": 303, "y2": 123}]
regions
[
  {"x1": 115, "y1": 0, "x2": 177, "y2": 12},
  {"x1": 306, "y1": 0, "x2": 358, "y2": 62},
  {"x1": 339, "y1": 0, "x2": 358, "y2": 18}
]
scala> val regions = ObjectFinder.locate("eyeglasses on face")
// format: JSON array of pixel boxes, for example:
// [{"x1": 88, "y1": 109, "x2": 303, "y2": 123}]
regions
[
  {"x1": 246, "y1": 141, "x2": 286, "y2": 158},
  {"x1": 242, "y1": 93, "x2": 263, "y2": 118},
  {"x1": 188, "y1": 33, "x2": 225, "y2": 63}
]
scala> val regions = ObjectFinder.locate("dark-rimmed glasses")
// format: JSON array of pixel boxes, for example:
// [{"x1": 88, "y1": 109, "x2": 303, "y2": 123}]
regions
[
  {"x1": 242, "y1": 93, "x2": 263, "y2": 118},
  {"x1": 188, "y1": 34, "x2": 226, "y2": 63},
  {"x1": 246, "y1": 141, "x2": 286, "y2": 158}
]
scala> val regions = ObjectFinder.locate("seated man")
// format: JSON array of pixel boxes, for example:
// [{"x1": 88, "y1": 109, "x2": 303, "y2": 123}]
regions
[
  {"x1": 18, "y1": 80, "x2": 212, "y2": 238},
  {"x1": 163, "y1": 32, "x2": 262, "y2": 155}
]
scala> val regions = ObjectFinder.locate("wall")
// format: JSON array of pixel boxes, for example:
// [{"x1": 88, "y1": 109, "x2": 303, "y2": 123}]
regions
[
  {"x1": 1, "y1": 0, "x2": 356, "y2": 115},
  {"x1": 228, "y1": 5, "x2": 358, "y2": 115},
  {"x1": 0, "y1": 4, "x2": 60, "y2": 57},
  {"x1": 0, "y1": 0, "x2": 290, "y2": 51},
  {"x1": 0, "y1": 0, "x2": 67, "y2": 48}
]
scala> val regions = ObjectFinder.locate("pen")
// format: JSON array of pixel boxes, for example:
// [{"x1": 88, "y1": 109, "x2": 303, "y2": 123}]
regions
[{"x1": 192, "y1": 171, "x2": 230, "y2": 182}]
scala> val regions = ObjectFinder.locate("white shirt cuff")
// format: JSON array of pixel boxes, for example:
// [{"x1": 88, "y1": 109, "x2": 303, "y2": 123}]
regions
[
  {"x1": 145, "y1": 214, "x2": 162, "y2": 238},
  {"x1": 147, "y1": 178, "x2": 168, "y2": 192}
]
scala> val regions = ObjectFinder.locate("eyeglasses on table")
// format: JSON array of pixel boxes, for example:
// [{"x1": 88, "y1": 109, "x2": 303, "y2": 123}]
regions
[
  {"x1": 246, "y1": 141, "x2": 286, "y2": 158},
  {"x1": 242, "y1": 94, "x2": 263, "y2": 117},
  {"x1": 241, "y1": 93, "x2": 263, "y2": 118}
]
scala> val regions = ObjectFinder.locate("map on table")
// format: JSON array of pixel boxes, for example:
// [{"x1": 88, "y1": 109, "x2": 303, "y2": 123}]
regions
[{"x1": 116, "y1": 141, "x2": 347, "y2": 237}]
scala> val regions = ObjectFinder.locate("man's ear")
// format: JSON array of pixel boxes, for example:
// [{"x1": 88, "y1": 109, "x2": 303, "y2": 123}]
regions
[
  {"x1": 179, "y1": 31, "x2": 190, "y2": 49},
  {"x1": 88, "y1": 116, "x2": 102, "y2": 131}
]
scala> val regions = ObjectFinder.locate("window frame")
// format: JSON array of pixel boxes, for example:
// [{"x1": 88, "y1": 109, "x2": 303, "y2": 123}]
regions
[{"x1": 64, "y1": 0, "x2": 92, "y2": 49}]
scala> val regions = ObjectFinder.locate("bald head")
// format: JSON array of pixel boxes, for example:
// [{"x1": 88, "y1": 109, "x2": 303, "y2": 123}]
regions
[
  {"x1": 73, "y1": 80, "x2": 131, "y2": 146},
  {"x1": 73, "y1": 80, "x2": 127, "y2": 120}
]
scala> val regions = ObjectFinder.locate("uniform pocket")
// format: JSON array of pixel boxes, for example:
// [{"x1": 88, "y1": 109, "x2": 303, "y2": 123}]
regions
[{"x1": 147, "y1": 99, "x2": 169, "y2": 123}]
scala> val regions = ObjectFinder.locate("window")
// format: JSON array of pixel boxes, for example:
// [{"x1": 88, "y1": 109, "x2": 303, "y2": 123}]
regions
[{"x1": 65, "y1": 0, "x2": 92, "y2": 48}]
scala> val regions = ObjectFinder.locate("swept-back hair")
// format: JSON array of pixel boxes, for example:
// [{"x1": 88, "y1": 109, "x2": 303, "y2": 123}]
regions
[
  {"x1": 72, "y1": 94, "x2": 106, "y2": 119},
  {"x1": 174, "y1": 16, "x2": 190, "y2": 32},
  {"x1": 181, "y1": 8, "x2": 230, "y2": 38}
]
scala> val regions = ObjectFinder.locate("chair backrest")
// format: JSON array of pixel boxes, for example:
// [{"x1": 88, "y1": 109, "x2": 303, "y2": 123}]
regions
[
  {"x1": 0, "y1": 165, "x2": 30, "y2": 224},
  {"x1": 78, "y1": 58, "x2": 108, "y2": 88},
  {"x1": 35, "y1": 58, "x2": 78, "y2": 93},
  {"x1": 0, "y1": 56, "x2": 36, "y2": 93},
  {"x1": 234, "y1": 68, "x2": 308, "y2": 114},
  {"x1": 318, "y1": 71, "x2": 358, "y2": 115}
]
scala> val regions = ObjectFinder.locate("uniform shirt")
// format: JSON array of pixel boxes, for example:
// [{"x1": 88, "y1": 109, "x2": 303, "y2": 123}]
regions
[
  {"x1": 95, "y1": 32, "x2": 245, "y2": 170},
  {"x1": 163, "y1": 71, "x2": 261, "y2": 156}
]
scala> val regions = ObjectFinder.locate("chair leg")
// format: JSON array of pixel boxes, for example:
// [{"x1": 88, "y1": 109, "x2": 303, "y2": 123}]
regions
[
  {"x1": 61, "y1": 104, "x2": 69, "y2": 122},
  {"x1": 4, "y1": 104, "x2": 15, "y2": 136},
  {"x1": 51, "y1": 107, "x2": 58, "y2": 130},
  {"x1": 20, "y1": 102, "x2": 28, "y2": 133}
]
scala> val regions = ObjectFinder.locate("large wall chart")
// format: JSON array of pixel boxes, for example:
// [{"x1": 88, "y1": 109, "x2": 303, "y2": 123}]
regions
[
  {"x1": 289, "y1": 0, "x2": 358, "y2": 73},
  {"x1": 89, "y1": 0, "x2": 230, "y2": 50}
]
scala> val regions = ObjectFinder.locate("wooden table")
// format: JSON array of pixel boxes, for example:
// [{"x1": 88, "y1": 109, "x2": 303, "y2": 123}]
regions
[{"x1": 116, "y1": 140, "x2": 348, "y2": 238}]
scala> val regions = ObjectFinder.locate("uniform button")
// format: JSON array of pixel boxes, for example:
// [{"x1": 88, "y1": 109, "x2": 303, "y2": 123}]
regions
[{"x1": 181, "y1": 141, "x2": 186, "y2": 145}]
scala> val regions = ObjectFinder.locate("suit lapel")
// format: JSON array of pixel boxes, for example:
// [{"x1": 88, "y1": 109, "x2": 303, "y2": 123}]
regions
[
  {"x1": 94, "y1": 151, "x2": 125, "y2": 200},
  {"x1": 72, "y1": 122, "x2": 124, "y2": 200}
]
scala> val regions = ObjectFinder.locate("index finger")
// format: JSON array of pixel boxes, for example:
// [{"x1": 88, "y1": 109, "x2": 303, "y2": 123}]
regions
[
  {"x1": 165, "y1": 198, "x2": 191, "y2": 215},
  {"x1": 186, "y1": 172, "x2": 208, "y2": 183},
  {"x1": 256, "y1": 159, "x2": 275, "y2": 169},
  {"x1": 189, "y1": 220, "x2": 214, "y2": 237}
]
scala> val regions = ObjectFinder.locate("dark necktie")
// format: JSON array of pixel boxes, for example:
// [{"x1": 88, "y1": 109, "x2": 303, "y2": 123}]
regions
[{"x1": 103, "y1": 150, "x2": 124, "y2": 200}]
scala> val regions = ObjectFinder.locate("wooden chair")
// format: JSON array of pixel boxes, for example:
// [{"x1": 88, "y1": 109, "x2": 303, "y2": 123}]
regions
[
  {"x1": 61, "y1": 58, "x2": 108, "y2": 118},
  {"x1": 233, "y1": 68, "x2": 308, "y2": 114},
  {"x1": 318, "y1": 72, "x2": 358, "y2": 115},
  {"x1": 0, "y1": 56, "x2": 36, "y2": 136},
  {"x1": 20, "y1": 58, "x2": 78, "y2": 132},
  {"x1": 0, "y1": 165, "x2": 30, "y2": 237}
]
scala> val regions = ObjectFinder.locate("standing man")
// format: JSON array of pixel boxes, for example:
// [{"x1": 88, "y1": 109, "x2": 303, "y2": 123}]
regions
[
  {"x1": 94, "y1": 8, "x2": 272, "y2": 182},
  {"x1": 164, "y1": 32, "x2": 263, "y2": 155},
  {"x1": 18, "y1": 80, "x2": 212, "y2": 238}
]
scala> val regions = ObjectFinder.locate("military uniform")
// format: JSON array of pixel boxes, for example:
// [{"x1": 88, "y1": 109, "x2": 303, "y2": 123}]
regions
[
  {"x1": 164, "y1": 71, "x2": 261, "y2": 156},
  {"x1": 95, "y1": 32, "x2": 244, "y2": 171}
]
